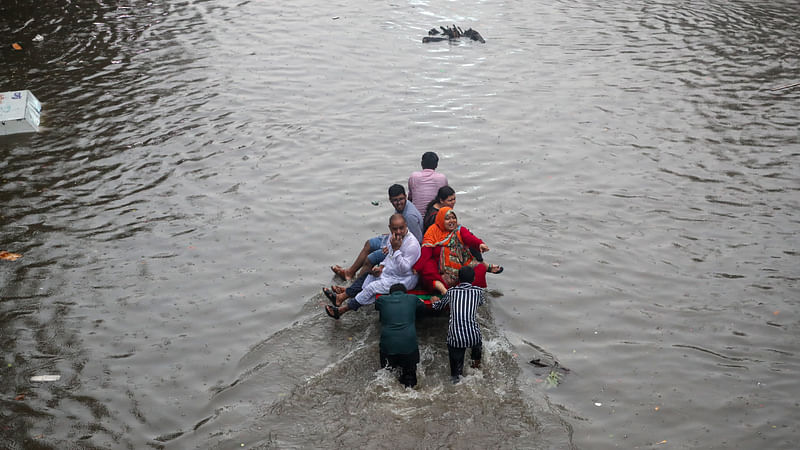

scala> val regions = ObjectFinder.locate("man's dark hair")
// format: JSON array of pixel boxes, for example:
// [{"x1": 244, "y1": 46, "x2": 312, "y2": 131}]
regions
[
  {"x1": 388, "y1": 184, "x2": 406, "y2": 197},
  {"x1": 390, "y1": 283, "x2": 407, "y2": 293},
  {"x1": 458, "y1": 266, "x2": 475, "y2": 284},
  {"x1": 421, "y1": 152, "x2": 439, "y2": 170}
]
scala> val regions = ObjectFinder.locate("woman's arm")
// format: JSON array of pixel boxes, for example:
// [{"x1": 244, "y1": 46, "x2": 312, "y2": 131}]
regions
[{"x1": 459, "y1": 226, "x2": 485, "y2": 250}]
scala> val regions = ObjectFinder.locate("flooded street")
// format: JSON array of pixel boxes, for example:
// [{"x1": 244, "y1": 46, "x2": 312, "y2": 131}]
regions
[{"x1": 1, "y1": 0, "x2": 798, "y2": 448}]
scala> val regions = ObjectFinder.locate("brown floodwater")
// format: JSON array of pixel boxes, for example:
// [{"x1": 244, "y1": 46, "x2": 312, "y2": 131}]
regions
[{"x1": 1, "y1": 0, "x2": 798, "y2": 448}]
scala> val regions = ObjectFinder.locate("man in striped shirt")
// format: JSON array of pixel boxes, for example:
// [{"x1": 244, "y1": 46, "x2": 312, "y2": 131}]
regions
[{"x1": 431, "y1": 266, "x2": 486, "y2": 383}]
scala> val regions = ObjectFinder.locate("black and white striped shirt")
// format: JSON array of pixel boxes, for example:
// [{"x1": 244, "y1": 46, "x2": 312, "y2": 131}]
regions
[{"x1": 433, "y1": 282, "x2": 486, "y2": 348}]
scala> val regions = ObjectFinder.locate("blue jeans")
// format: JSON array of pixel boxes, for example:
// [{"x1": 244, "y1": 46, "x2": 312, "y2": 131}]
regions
[{"x1": 367, "y1": 234, "x2": 390, "y2": 265}]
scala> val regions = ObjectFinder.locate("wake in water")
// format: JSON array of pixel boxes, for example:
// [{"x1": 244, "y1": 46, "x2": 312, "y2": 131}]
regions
[{"x1": 165, "y1": 291, "x2": 573, "y2": 449}]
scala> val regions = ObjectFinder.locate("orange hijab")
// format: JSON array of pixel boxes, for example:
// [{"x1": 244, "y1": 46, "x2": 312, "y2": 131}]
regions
[
  {"x1": 422, "y1": 207, "x2": 457, "y2": 246},
  {"x1": 421, "y1": 207, "x2": 475, "y2": 283}
]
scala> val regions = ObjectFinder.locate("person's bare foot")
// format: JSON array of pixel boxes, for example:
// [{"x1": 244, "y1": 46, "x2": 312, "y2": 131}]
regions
[{"x1": 331, "y1": 265, "x2": 353, "y2": 281}]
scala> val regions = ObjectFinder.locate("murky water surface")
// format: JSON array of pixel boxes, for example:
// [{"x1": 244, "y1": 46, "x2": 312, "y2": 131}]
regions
[{"x1": 1, "y1": 0, "x2": 798, "y2": 448}]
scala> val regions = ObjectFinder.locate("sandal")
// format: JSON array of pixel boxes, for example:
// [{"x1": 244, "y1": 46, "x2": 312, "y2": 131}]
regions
[
  {"x1": 322, "y1": 287, "x2": 338, "y2": 305},
  {"x1": 325, "y1": 304, "x2": 340, "y2": 320},
  {"x1": 489, "y1": 264, "x2": 504, "y2": 274},
  {"x1": 331, "y1": 285, "x2": 346, "y2": 294}
]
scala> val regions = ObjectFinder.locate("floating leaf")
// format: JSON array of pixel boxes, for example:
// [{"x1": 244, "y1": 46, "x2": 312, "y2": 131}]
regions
[
  {"x1": 14, "y1": 394, "x2": 25, "y2": 401},
  {"x1": 545, "y1": 369, "x2": 561, "y2": 388},
  {"x1": 12, "y1": 43, "x2": 22, "y2": 50},
  {"x1": 0, "y1": 251, "x2": 22, "y2": 261}
]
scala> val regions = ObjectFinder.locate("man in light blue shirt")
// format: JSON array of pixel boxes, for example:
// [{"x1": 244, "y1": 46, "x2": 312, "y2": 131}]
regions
[{"x1": 329, "y1": 184, "x2": 422, "y2": 282}]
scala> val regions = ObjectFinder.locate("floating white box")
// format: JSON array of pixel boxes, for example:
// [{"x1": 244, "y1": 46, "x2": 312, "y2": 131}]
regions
[{"x1": 0, "y1": 90, "x2": 42, "y2": 136}]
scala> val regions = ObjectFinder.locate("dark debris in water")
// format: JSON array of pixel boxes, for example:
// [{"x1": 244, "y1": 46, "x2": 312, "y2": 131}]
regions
[
  {"x1": 527, "y1": 359, "x2": 571, "y2": 388},
  {"x1": 529, "y1": 358, "x2": 571, "y2": 373},
  {"x1": 153, "y1": 430, "x2": 184, "y2": 442},
  {"x1": 529, "y1": 358, "x2": 549, "y2": 368},
  {"x1": 423, "y1": 25, "x2": 485, "y2": 43}
]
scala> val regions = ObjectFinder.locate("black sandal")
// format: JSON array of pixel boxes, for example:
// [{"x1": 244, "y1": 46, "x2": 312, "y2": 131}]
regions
[
  {"x1": 322, "y1": 287, "x2": 338, "y2": 305},
  {"x1": 325, "y1": 304, "x2": 340, "y2": 320},
  {"x1": 331, "y1": 285, "x2": 346, "y2": 294}
]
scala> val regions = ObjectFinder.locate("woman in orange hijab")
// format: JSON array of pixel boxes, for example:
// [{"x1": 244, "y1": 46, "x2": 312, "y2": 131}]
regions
[{"x1": 413, "y1": 207, "x2": 503, "y2": 296}]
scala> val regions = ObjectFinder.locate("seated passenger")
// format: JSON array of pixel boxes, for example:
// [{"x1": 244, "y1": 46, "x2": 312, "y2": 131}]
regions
[
  {"x1": 413, "y1": 207, "x2": 503, "y2": 297},
  {"x1": 422, "y1": 185, "x2": 456, "y2": 232},
  {"x1": 422, "y1": 186, "x2": 483, "y2": 263},
  {"x1": 408, "y1": 151, "x2": 448, "y2": 215},
  {"x1": 331, "y1": 184, "x2": 423, "y2": 281},
  {"x1": 324, "y1": 214, "x2": 420, "y2": 319}
]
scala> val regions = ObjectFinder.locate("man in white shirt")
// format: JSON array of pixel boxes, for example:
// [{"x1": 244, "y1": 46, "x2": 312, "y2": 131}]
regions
[
  {"x1": 330, "y1": 185, "x2": 423, "y2": 281},
  {"x1": 325, "y1": 214, "x2": 420, "y2": 319}
]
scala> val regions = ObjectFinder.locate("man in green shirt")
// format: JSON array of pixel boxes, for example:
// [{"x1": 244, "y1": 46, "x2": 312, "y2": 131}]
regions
[{"x1": 376, "y1": 283, "x2": 427, "y2": 387}]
